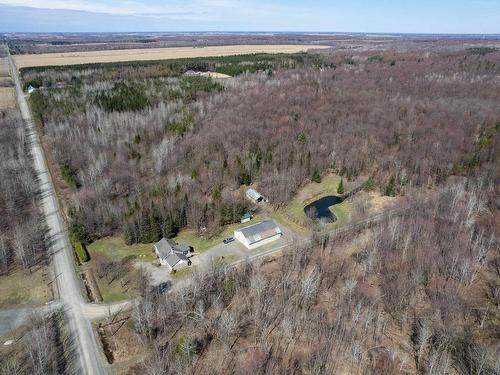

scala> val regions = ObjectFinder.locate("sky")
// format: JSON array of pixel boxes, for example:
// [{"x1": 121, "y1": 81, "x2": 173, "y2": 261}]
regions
[{"x1": 0, "y1": 0, "x2": 499, "y2": 34}]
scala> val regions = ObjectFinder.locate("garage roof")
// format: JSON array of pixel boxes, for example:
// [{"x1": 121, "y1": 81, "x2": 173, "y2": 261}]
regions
[{"x1": 236, "y1": 220, "x2": 282, "y2": 245}]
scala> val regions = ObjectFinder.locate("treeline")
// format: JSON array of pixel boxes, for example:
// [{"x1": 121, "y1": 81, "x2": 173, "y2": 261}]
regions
[
  {"x1": 26, "y1": 75, "x2": 223, "y2": 125},
  {"x1": 26, "y1": 46, "x2": 500, "y2": 246},
  {"x1": 20, "y1": 52, "x2": 323, "y2": 88},
  {"x1": 9, "y1": 34, "x2": 338, "y2": 55},
  {"x1": 0, "y1": 110, "x2": 47, "y2": 275},
  {"x1": 128, "y1": 182, "x2": 499, "y2": 374}
]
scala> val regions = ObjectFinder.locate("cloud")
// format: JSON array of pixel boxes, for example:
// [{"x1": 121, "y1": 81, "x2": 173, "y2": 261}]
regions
[
  {"x1": 1, "y1": 1, "x2": 498, "y2": 33},
  {"x1": 0, "y1": 0, "x2": 249, "y2": 19}
]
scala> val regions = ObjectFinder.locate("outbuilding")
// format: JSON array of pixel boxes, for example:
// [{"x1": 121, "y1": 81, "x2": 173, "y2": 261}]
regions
[
  {"x1": 246, "y1": 188, "x2": 263, "y2": 203},
  {"x1": 234, "y1": 220, "x2": 282, "y2": 249},
  {"x1": 240, "y1": 212, "x2": 252, "y2": 223}
]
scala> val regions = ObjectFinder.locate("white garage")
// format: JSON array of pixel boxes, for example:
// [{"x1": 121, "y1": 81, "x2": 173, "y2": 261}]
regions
[{"x1": 234, "y1": 220, "x2": 282, "y2": 249}]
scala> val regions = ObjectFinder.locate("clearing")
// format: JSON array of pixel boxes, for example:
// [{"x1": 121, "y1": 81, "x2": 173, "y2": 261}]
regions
[
  {"x1": 0, "y1": 267, "x2": 52, "y2": 308},
  {"x1": 271, "y1": 174, "x2": 393, "y2": 234},
  {"x1": 14, "y1": 44, "x2": 330, "y2": 68},
  {"x1": 0, "y1": 87, "x2": 16, "y2": 109},
  {"x1": 84, "y1": 237, "x2": 156, "y2": 303}
]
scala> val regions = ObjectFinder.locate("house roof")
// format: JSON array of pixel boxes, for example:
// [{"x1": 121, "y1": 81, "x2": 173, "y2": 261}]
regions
[
  {"x1": 154, "y1": 238, "x2": 175, "y2": 258},
  {"x1": 155, "y1": 238, "x2": 192, "y2": 260},
  {"x1": 175, "y1": 244, "x2": 192, "y2": 254},
  {"x1": 165, "y1": 251, "x2": 189, "y2": 268},
  {"x1": 236, "y1": 220, "x2": 282, "y2": 245}
]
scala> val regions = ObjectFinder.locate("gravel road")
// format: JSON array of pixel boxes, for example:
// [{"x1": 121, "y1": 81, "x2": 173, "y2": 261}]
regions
[{"x1": 9, "y1": 51, "x2": 109, "y2": 375}]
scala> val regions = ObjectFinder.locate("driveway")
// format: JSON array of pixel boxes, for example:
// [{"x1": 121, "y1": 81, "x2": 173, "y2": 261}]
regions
[{"x1": 134, "y1": 261, "x2": 172, "y2": 285}]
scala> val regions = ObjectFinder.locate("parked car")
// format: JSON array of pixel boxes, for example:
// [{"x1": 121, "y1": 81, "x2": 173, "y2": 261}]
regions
[{"x1": 223, "y1": 237, "x2": 235, "y2": 244}]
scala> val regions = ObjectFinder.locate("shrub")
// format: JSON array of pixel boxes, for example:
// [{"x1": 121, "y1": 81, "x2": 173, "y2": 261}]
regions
[
  {"x1": 73, "y1": 241, "x2": 90, "y2": 264},
  {"x1": 60, "y1": 163, "x2": 79, "y2": 188}
]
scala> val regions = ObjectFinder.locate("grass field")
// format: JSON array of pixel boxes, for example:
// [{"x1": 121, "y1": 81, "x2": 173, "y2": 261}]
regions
[
  {"x1": 96, "y1": 269, "x2": 142, "y2": 303},
  {"x1": 0, "y1": 87, "x2": 16, "y2": 109},
  {"x1": 271, "y1": 174, "x2": 353, "y2": 234},
  {"x1": 87, "y1": 236, "x2": 156, "y2": 262},
  {"x1": 86, "y1": 237, "x2": 155, "y2": 302},
  {"x1": 0, "y1": 267, "x2": 51, "y2": 308},
  {"x1": 14, "y1": 44, "x2": 330, "y2": 68}
]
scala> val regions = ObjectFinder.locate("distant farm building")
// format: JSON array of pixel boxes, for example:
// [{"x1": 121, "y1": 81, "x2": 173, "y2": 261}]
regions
[
  {"x1": 184, "y1": 70, "x2": 231, "y2": 79},
  {"x1": 234, "y1": 220, "x2": 282, "y2": 249},
  {"x1": 154, "y1": 238, "x2": 193, "y2": 271},
  {"x1": 246, "y1": 188, "x2": 264, "y2": 203}
]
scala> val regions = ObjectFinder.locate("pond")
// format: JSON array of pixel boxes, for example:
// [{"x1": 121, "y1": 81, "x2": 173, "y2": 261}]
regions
[{"x1": 304, "y1": 195, "x2": 342, "y2": 223}]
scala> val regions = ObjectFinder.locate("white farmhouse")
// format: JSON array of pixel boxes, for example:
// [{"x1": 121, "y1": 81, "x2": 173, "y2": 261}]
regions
[
  {"x1": 234, "y1": 220, "x2": 282, "y2": 249},
  {"x1": 153, "y1": 238, "x2": 192, "y2": 271}
]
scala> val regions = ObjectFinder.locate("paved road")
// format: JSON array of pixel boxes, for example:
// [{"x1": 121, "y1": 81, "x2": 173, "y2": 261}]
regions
[
  {"x1": 0, "y1": 303, "x2": 63, "y2": 338},
  {"x1": 8, "y1": 51, "x2": 108, "y2": 375}
]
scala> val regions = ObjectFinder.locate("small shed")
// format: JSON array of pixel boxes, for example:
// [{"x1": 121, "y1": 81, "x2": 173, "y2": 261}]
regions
[
  {"x1": 246, "y1": 188, "x2": 263, "y2": 203},
  {"x1": 27, "y1": 85, "x2": 36, "y2": 94},
  {"x1": 240, "y1": 212, "x2": 252, "y2": 223}
]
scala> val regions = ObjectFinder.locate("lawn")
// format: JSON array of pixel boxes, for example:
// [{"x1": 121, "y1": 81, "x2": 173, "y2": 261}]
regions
[
  {"x1": 96, "y1": 270, "x2": 141, "y2": 303},
  {"x1": 271, "y1": 174, "x2": 353, "y2": 234},
  {"x1": 86, "y1": 237, "x2": 155, "y2": 303},
  {"x1": 87, "y1": 236, "x2": 156, "y2": 262},
  {"x1": 0, "y1": 267, "x2": 52, "y2": 308}
]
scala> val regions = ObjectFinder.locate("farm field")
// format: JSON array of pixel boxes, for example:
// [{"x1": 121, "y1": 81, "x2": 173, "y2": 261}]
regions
[
  {"x1": 14, "y1": 44, "x2": 330, "y2": 68},
  {"x1": 0, "y1": 57, "x2": 10, "y2": 77},
  {"x1": 0, "y1": 87, "x2": 16, "y2": 109}
]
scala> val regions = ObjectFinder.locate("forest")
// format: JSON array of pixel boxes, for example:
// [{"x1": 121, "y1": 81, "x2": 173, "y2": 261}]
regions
[
  {"x1": 0, "y1": 109, "x2": 47, "y2": 275},
  {"x1": 20, "y1": 47, "x2": 499, "y2": 249}
]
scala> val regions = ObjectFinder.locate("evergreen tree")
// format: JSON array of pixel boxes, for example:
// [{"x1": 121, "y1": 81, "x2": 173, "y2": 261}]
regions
[
  {"x1": 124, "y1": 222, "x2": 138, "y2": 245},
  {"x1": 148, "y1": 209, "x2": 162, "y2": 243},
  {"x1": 337, "y1": 178, "x2": 345, "y2": 194},
  {"x1": 384, "y1": 175, "x2": 397, "y2": 197},
  {"x1": 138, "y1": 213, "x2": 152, "y2": 244},
  {"x1": 363, "y1": 176, "x2": 375, "y2": 191},
  {"x1": 163, "y1": 217, "x2": 179, "y2": 238},
  {"x1": 312, "y1": 167, "x2": 322, "y2": 183}
]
